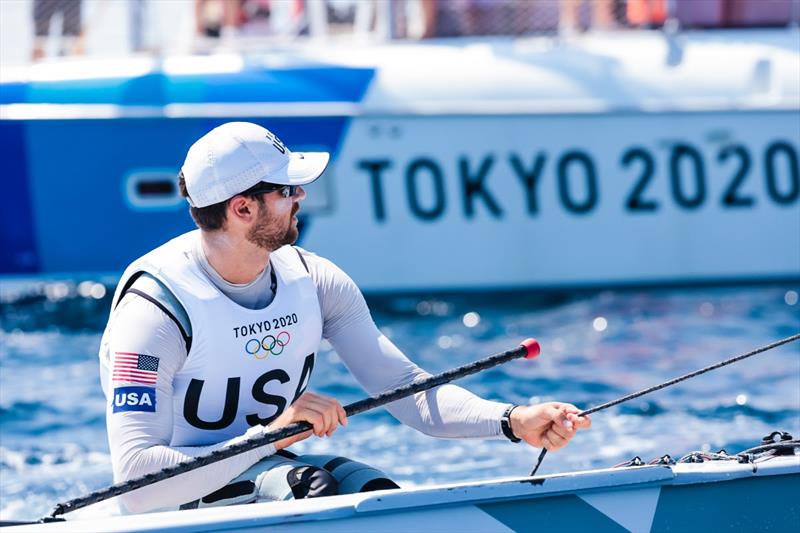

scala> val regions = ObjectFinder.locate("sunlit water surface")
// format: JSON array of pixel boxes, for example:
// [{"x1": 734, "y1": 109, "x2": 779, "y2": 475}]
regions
[{"x1": 1, "y1": 282, "x2": 798, "y2": 521}]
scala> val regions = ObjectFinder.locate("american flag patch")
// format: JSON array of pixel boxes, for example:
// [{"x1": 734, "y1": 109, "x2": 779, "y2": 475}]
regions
[{"x1": 113, "y1": 352, "x2": 159, "y2": 385}]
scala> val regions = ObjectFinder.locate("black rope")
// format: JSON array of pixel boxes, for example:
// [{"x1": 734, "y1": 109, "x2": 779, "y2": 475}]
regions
[
  {"x1": 48, "y1": 342, "x2": 534, "y2": 518},
  {"x1": 737, "y1": 439, "x2": 800, "y2": 456},
  {"x1": 529, "y1": 333, "x2": 800, "y2": 477}
]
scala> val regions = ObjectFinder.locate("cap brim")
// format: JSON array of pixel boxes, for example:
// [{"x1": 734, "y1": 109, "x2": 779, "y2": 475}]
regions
[{"x1": 280, "y1": 151, "x2": 330, "y2": 186}]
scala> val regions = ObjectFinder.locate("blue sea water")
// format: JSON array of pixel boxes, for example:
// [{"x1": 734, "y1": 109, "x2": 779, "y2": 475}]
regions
[{"x1": 1, "y1": 281, "x2": 799, "y2": 522}]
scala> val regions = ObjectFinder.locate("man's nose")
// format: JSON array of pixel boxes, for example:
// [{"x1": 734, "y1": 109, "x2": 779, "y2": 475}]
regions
[{"x1": 295, "y1": 186, "x2": 307, "y2": 201}]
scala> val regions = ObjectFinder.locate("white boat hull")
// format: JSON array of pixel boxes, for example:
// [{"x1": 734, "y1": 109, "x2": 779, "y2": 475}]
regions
[{"x1": 6, "y1": 455, "x2": 798, "y2": 532}]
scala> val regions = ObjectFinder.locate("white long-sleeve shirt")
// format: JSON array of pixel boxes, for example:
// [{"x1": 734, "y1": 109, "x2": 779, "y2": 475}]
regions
[{"x1": 103, "y1": 247, "x2": 510, "y2": 512}]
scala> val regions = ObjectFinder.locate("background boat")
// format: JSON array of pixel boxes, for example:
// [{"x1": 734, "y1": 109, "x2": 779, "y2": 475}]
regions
[{"x1": 2, "y1": 2, "x2": 798, "y2": 291}]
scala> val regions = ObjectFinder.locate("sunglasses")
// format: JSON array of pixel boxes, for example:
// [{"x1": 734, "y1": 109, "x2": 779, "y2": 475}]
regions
[{"x1": 248, "y1": 183, "x2": 298, "y2": 198}]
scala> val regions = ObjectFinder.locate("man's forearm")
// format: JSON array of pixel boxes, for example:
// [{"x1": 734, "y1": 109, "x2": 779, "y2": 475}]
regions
[{"x1": 114, "y1": 432, "x2": 275, "y2": 513}]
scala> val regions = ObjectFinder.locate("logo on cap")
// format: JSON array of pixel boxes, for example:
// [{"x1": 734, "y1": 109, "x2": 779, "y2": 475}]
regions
[{"x1": 265, "y1": 131, "x2": 286, "y2": 154}]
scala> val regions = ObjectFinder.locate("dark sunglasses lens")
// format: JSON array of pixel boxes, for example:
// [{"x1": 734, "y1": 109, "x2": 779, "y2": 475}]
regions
[{"x1": 250, "y1": 184, "x2": 296, "y2": 197}]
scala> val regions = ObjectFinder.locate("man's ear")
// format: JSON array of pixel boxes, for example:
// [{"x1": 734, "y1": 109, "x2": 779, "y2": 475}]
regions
[{"x1": 227, "y1": 196, "x2": 256, "y2": 224}]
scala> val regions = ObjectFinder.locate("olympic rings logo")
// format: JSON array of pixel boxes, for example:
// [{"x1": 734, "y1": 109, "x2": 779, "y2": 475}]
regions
[{"x1": 245, "y1": 331, "x2": 291, "y2": 359}]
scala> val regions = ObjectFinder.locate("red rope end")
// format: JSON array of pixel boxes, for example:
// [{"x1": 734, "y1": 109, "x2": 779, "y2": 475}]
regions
[{"x1": 521, "y1": 338, "x2": 540, "y2": 359}]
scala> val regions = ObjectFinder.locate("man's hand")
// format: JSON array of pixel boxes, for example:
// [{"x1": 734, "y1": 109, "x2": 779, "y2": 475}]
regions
[
  {"x1": 509, "y1": 402, "x2": 591, "y2": 451},
  {"x1": 269, "y1": 392, "x2": 347, "y2": 450}
]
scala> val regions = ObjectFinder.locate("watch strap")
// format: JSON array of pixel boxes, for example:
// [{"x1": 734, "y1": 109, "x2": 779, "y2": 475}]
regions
[{"x1": 500, "y1": 405, "x2": 521, "y2": 443}]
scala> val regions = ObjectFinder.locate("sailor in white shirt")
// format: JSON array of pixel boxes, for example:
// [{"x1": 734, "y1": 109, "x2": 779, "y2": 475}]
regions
[{"x1": 99, "y1": 122, "x2": 591, "y2": 513}]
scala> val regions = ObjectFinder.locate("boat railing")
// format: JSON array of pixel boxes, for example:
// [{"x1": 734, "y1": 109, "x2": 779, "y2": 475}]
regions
[{"x1": 2, "y1": 0, "x2": 799, "y2": 69}]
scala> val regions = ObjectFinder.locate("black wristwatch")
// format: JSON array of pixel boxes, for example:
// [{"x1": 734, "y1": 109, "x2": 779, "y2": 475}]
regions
[{"x1": 500, "y1": 405, "x2": 521, "y2": 443}]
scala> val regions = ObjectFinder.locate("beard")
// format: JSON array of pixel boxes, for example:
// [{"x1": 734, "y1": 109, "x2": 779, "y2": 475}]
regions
[{"x1": 246, "y1": 203, "x2": 299, "y2": 251}]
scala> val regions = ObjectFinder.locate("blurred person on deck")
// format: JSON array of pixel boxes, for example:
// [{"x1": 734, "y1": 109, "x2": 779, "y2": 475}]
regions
[
  {"x1": 196, "y1": 0, "x2": 236, "y2": 38},
  {"x1": 627, "y1": 0, "x2": 666, "y2": 28},
  {"x1": 130, "y1": 0, "x2": 147, "y2": 52},
  {"x1": 672, "y1": 0, "x2": 797, "y2": 28},
  {"x1": 420, "y1": 0, "x2": 463, "y2": 37},
  {"x1": 558, "y1": 0, "x2": 618, "y2": 34},
  {"x1": 195, "y1": 0, "x2": 305, "y2": 39},
  {"x1": 32, "y1": 0, "x2": 84, "y2": 60},
  {"x1": 420, "y1": 0, "x2": 522, "y2": 38}
]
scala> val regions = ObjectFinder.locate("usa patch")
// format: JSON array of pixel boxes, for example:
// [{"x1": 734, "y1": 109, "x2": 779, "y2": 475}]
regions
[{"x1": 112, "y1": 386, "x2": 156, "y2": 413}]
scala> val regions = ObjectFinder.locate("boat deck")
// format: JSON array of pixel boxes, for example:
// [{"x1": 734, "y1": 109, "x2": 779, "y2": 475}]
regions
[{"x1": 6, "y1": 455, "x2": 798, "y2": 532}]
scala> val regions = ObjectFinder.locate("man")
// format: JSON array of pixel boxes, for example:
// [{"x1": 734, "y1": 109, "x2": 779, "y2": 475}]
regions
[
  {"x1": 32, "y1": 0, "x2": 85, "y2": 61},
  {"x1": 98, "y1": 122, "x2": 591, "y2": 513}
]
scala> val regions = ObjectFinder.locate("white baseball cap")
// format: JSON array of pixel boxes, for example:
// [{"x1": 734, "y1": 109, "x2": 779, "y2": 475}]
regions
[{"x1": 181, "y1": 122, "x2": 330, "y2": 207}]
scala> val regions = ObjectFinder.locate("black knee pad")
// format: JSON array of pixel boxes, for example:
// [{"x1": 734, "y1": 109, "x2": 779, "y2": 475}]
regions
[
  {"x1": 298, "y1": 454, "x2": 400, "y2": 494},
  {"x1": 286, "y1": 466, "x2": 339, "y2": 499},
  {"x1": 360, "y1": 477, "x2": 401, "y2": 492}
]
